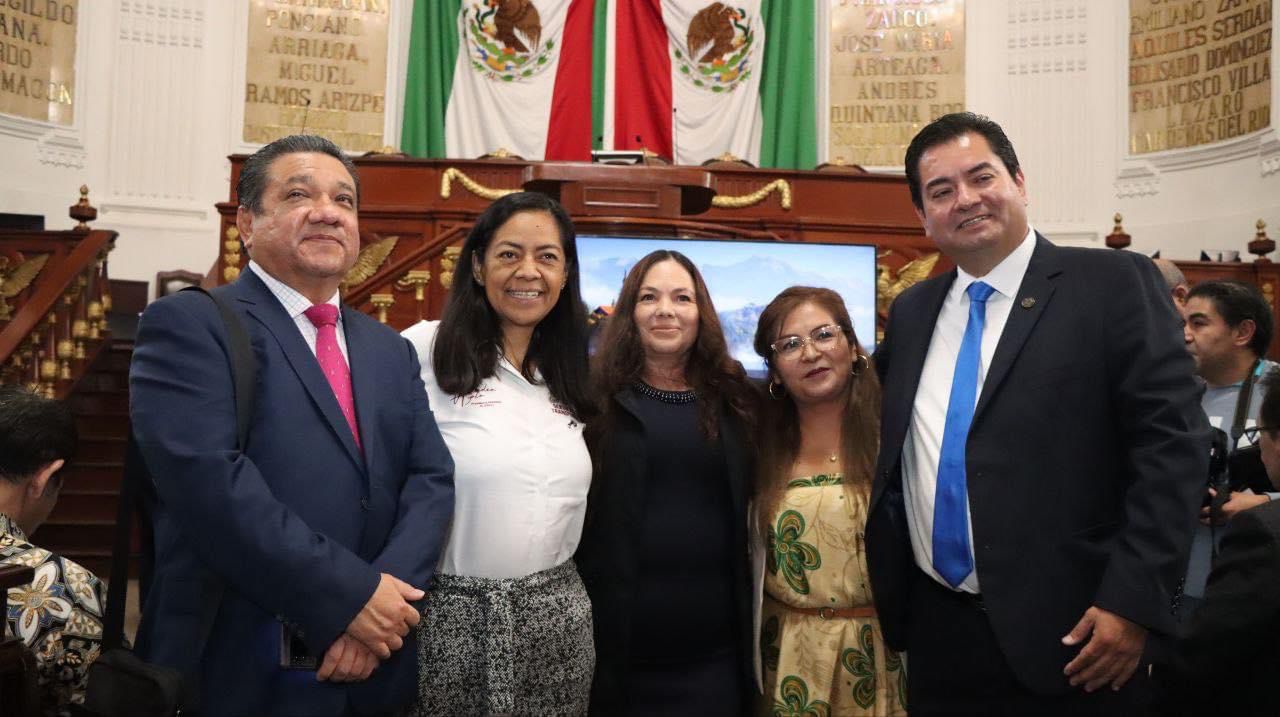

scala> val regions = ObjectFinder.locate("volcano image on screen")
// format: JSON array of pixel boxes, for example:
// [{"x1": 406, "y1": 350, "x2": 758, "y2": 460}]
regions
[{"x1": 576, "y1": 236, "x2": 877, "y2": 377}]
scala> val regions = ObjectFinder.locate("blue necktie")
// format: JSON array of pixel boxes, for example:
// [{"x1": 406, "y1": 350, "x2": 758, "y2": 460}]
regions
[{"x1": 933, "y1": 280, "x2": 996, "y2": 588}]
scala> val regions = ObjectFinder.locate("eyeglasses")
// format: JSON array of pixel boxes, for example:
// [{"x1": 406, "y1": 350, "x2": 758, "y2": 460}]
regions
[
  {"x1": 770, "y1": 324, "x2": 847, "y2": 359},
  {"x1": 1242, "y1": 426, "x2": 1278, "y2": 445}
]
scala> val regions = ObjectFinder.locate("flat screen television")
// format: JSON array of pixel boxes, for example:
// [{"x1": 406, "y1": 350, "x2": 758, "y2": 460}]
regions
[{"x1": 576, "y1": 236, "x2": 878, "y2": 377}]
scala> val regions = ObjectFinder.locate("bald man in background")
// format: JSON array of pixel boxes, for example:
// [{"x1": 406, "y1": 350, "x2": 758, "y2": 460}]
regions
[{"x1": 1153, "y1": 259, "x2": 1190, "y2": 310}]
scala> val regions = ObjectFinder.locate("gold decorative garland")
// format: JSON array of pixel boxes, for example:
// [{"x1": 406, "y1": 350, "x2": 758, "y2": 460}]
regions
[
  {"x1": 712, "y1": 179, "x2": 792, "y2": 210},
  {"x1": 438, "y1": 167, "x2": 791, "y2": 211},
  {"x1": 440, "y1": 168, "x2": 519, "y2": 201}
]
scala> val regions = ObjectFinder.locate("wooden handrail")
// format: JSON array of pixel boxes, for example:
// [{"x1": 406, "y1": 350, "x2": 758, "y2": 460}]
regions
[
  {"x1": 0, "y1": 189, "x2": 118, "y2": 398},
  {"x1": 343, "y1": 226, "x2": 470, "y2": 309},
  {"x1": 0, "y1": 230, "x2": 115, "y2": 363}
]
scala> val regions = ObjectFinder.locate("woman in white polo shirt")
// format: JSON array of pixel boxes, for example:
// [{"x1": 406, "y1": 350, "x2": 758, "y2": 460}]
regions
[{"x1": 402, "y1": 192, "x2": 595, "y2": 716}]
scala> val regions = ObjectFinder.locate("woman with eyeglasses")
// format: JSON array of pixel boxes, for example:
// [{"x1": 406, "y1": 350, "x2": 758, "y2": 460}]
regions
[
  {"x1": 576, "y1": 250, "x2": 757, "y2": 715},
  {"x1": 750, "y1": 286, "x2": 905, "y2": 716}
]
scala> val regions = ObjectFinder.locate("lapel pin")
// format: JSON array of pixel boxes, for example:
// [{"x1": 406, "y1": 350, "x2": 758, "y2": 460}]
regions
[{"x1": 1020, "y1": 297, "x2": 1036, "y2": 309}]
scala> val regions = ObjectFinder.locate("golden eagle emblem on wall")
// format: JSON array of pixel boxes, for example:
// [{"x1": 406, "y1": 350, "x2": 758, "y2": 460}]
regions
[
  {"x1": 0, "y1": 253, "x2": 51, "y2": 321},
  {"x1": 466, "y1": 0, "x2": 555, "y2": 82},
  {"x1": 675, "y1": 3, "x2": 756, "y2": 93},
  {"x1": 876, "y1": 251, "x2": 940, "y2": 318},
  {"x1": 341, "y1": 235, "x2": 399, "y2": 289}
]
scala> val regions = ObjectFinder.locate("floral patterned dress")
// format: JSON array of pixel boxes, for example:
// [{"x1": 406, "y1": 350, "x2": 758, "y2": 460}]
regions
[
  {"x1": 1, "y1": 513, "x2": 108, "y2": 717},
  {"x1": 759, "y1": 474, "x2": 906, "y2": 717}
]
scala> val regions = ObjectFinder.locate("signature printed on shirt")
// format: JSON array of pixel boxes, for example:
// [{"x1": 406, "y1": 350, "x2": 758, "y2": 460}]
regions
[{"x1": 453, "y1": 387, "x2": 502, "y2": 408}]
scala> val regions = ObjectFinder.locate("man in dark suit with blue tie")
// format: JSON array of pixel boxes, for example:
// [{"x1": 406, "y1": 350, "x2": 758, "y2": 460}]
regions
[
  {"x1": 867, "y1": 113, "x2": 1210, "y2": 715},
  {"x1": 130, "y1": 134, "x2": 455, "y2": 715}
]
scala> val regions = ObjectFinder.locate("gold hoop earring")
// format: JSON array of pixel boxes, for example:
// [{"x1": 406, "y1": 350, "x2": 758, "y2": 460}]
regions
[
  {"x1": 851, "y1": 354, "x2": 870, "y2": 377},
  {"x1": 768, "y1": 380, "x2": 785, "y2": 400}
]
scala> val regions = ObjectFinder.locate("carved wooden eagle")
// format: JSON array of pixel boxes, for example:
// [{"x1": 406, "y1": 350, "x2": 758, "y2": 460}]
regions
[
  {"x1": 876, "y1": 251, "x2": 940, "y2": 317},
  {"x1": 0, "y1": 253, "x2": 50, "y2": 320},
  {"x1": 687, "y1": 2, "x2": 738, "y2": 64},
  {"x1": 494, "y1": 0, "x2": 542, "y2": 54},
  {"x1": 342, "y1": 235, "x2": 399, "y2": 288}
]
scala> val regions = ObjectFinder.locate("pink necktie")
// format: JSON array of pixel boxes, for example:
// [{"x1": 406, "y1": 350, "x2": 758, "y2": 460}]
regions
[{"x1": 303, "y1": 304, "x2": 361, "y2": 450}]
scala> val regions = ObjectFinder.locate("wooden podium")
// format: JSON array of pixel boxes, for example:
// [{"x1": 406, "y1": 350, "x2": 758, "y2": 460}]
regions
[
  {"x1": 212, "y1": 157, "x2": 1280, "y2": 357},
  {"x1": 523, "y1": 162, "x2": 715, "y2": 217},
  {"x1": 214, "y1": 156, "x2": 936, "y2": 333}
]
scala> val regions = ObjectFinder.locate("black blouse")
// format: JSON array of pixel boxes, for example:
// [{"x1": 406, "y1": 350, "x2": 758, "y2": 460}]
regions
[{"x1": 627, "y1": 386, "x2": 737, "y2": 662}]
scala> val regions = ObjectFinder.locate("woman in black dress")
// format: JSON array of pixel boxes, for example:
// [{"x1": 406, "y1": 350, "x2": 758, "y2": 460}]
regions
[{"x1": 576, "y1": 249, "x2": 757, "y2": 716}]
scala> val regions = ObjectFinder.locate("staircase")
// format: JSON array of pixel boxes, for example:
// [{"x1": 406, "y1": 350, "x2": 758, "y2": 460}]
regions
[
  {"x1": 24, "y1": 277, "x2": 146, "y2": 578},
  {"x1": 31, "y1": 339, "x2": 134, "y2": 576}
]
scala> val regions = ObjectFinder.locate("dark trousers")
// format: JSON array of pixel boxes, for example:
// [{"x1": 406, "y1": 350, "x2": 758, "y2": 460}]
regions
[{"x1": 907, "y1": 568, "x2": 1152, "y2": 717}]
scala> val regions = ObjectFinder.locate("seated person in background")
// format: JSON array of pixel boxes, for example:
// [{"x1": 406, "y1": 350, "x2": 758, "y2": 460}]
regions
[
  {"x1": 1155, "y1": 369, "x2": 1280, "y2": 716},
  {"x1": 0, "y1": 384, "x2": 108, "y2": 717}
]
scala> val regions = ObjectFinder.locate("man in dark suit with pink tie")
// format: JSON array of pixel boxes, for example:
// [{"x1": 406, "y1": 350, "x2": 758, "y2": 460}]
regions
[
  {"x1": 867, "y1": 113, "x2": 1210, "y2": 715},
  {"x1": 130, "y1": 135, "x2": 455, "y2": 716}
]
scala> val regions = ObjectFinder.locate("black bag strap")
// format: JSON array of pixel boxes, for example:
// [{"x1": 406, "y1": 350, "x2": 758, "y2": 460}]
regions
[
  {"x1": 1230, "y1": 358, "x2": 1263, "y2": 446},
  {"x1": 104, "y1": 287, "x2": 257, "y2": 651}
]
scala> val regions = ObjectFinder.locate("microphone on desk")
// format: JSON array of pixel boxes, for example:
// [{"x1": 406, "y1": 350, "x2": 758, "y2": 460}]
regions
[{"x1": 672, "y1": 106, "x2": 678, "y2": 165}]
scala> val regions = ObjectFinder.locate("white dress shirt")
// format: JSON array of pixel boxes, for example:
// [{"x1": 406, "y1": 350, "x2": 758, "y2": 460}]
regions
[
  {"x1": 401, "y1": 320, "x2": 592, "y2": 580},
  {"x1": 247, "y1": 261, "x2": 349, "y2": 364},
  {"x1": 902, "y1": 226, "x2": 1036, "y2": 593}
]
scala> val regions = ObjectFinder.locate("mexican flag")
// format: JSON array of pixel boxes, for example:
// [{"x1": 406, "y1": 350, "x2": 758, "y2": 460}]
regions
[{"x1": 402, "y1": 0, "x2": 817, "y2": 168}]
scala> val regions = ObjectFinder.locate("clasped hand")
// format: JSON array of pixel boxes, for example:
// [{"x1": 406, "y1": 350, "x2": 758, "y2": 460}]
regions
[{"x1": 317, "y1": 573, "x2": 425, "y2": 682}]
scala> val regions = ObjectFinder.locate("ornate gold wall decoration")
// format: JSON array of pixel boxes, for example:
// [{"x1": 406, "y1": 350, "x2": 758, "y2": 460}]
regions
[
  {"x1": 395, "y1": 270, "x2": 432, "y2": 301},
  {"x1": 876, "y1": 251, "x2": 940, "y2": 317},
  {"x1": 439, "y1": 247, "x2": 463, "y2": 290},
  {"x1": 0, "y1": 253, "x2": 51, "y2": 321},
  {"x1": 440, "y1": 168, "x2": 519, "y2": 201},
  {"x1": 396, "y1": 269, "x2": 432, "y2": 322},
  {"x1": 370, "y1": 294, "x2": 395, "y2": 324},
  {"x1": 343, "y1": 235, "x2": 400, "y2": 288},
  {"x1": 223, "y1": 226, "x2": 242, "y2": 282},
  {"x1": 711, "y1": 179, "x2": 792, "y2": 210}
]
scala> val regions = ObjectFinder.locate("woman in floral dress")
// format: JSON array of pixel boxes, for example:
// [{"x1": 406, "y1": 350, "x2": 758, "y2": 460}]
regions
[{"x1": 750, "y1": 287, "x2": 906, "y2": 716}]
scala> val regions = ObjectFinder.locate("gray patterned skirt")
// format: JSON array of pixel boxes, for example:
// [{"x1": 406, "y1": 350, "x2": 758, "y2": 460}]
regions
[{"x1": 412, "y1": 560, "x2": 595, "y2": 717}]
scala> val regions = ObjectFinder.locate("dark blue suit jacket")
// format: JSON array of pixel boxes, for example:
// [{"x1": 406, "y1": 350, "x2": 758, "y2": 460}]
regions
[
  {"x1": 868, "y1": 236, "x2": 1210, "y2": 695},
  {"x1": 129, "y1": 267, "x2": 455, "y2": 716}
]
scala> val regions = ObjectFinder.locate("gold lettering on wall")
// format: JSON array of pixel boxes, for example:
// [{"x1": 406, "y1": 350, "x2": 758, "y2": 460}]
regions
[
  {"x1": 828, "y1": 0, "x2": 965, "y2": 167},
  {"x1": 1129, "y1": 0, "x2": 1271, "y2": 154},
  {"x1": 0, "y1": 0, "x2": 78, "y2": 125},
  {"x1": 243, "y1": 0, "x2": 390, "y2": 151}
]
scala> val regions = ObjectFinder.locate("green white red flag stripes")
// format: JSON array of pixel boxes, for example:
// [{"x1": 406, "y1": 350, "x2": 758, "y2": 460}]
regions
[
  {"x1": 603, "y1": 0, "x2": 767, "y2": 164},
  {"x1": 401, "y1": 0, "x2": 817, "y2": 169},
  {"x1": 443, "y1": 0, "x2": 585, "y2": 160}
]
